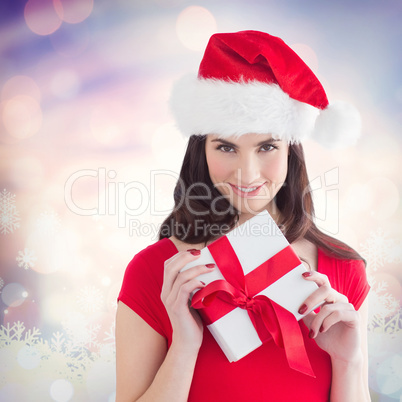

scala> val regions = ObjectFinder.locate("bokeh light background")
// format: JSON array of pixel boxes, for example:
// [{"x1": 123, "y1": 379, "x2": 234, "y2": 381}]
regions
[{"x1": 0, "y1": 0, "x2": 401, "y2": 400}]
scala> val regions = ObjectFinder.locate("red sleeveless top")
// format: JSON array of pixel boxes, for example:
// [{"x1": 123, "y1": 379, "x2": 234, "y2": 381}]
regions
[{"x1": 118, "y1": 238, "x2": 369, "y2": 402}]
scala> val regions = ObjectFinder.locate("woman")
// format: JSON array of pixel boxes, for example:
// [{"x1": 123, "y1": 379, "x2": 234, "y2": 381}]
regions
[{"x1": 116, "y1": 31, "x2": 370, "y2": 401}]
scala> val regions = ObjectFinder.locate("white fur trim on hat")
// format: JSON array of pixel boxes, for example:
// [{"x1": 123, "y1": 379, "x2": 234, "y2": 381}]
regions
[
  {"x1": 169, "y1": 75, "x2": 319, "y2": 143},
  {"x1": 312, "y1": 101, "x2": 361, "y2": 149}
]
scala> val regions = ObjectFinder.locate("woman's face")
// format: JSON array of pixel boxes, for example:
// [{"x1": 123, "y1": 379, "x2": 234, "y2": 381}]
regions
[{"x1": 205, "y1": 133, "x2": 289, "y2": 222}]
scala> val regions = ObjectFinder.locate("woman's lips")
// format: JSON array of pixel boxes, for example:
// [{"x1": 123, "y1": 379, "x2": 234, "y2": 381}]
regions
[{"x1": 229, "y1": 183, "x2": 266, "y2": 198}]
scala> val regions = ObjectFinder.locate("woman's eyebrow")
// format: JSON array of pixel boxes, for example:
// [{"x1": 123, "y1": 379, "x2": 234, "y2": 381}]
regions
[
  {"x1": 255, "y1": 139, "x2": 281, "y2": 147},
  {"x1": 211, "y1": 138, "x2": 281, "y2": 147},
  {"x1": 210, "y1": 138, "x2": 238, "y2": 147}
]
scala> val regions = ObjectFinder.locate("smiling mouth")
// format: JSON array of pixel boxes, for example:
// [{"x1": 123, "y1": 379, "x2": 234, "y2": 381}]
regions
[
  {"x1": 235, "y1": 185, "x2": 259, "y2": 193},
  {"x1": 229, "y1": 183, "x2": 266, "y2": 197}
]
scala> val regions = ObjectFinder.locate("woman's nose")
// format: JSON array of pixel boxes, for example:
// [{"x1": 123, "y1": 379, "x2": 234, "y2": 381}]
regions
[{"x1": 234, "y1": 155, "x2": 261, "y2": 184}]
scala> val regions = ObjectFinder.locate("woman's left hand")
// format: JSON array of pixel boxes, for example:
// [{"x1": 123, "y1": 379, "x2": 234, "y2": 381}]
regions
[{"x1": 299, "y1": 271, "x2": 362, "y2": 363}]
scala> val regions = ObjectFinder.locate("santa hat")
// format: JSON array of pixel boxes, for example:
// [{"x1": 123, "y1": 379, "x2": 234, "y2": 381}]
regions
[{"x1": 170, "y1": 30, "x2": 361, "y2": 149}]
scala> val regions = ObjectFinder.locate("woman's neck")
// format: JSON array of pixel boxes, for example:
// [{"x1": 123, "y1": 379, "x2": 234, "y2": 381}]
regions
[{"x1": 236, "y1": 203, "x2": 282, "y2": 227}]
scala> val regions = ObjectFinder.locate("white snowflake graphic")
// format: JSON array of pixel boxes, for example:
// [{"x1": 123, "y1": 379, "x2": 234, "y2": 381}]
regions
[
  {"x1": 0, "y1": 188, "x2": 20, "y2": 234},
  {"x1": 61, "y1": 312, "x2": 104, "y2": 354},
  {"x1": 0, "y1": 321, "x2": 41, "y2": 347},
  {"x1": 0, "y1": 320, "x2": 116, "y2": 397},
  {"x1": 76, "y1": 285, "x2": 104, "y2": 314},
  {"x1": 103, "y1": 321, "x2": 115, "y2": 344},
  {"x1": 360, "y1": 228, "x2": 402, "y2": 271},
  {"x1": 16, "y1": 248, "x2": 37, "y2": 270},
  {"x1": 360, "y1": 229, "x2": 402, "y2": 334},
  {"x1": 367, "y1": 277, "x2": 401, "y2": 333},
  {"x1": 0, "y1": 277, "x2": 4, "y2": 291},
  {"x1": 50, "y1": 330, "x2": 65, "y2": 353},
  {"x1": 35, "y1": 210, "x2": 61, "y2": 236}
]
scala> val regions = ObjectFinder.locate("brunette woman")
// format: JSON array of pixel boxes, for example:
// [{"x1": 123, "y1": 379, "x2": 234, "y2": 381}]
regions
[{"x1": 116, "y1": 31, "x2": 370, "y2": 402}]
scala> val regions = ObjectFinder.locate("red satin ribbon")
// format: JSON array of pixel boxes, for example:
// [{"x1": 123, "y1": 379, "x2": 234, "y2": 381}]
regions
[{"x1": 191, "y1": 236, "x2": 315, "y2": 377}]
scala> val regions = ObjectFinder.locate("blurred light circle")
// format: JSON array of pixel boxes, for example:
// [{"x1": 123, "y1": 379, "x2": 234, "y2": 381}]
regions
[
  {"x1": 102, "y1": 276, "x2": 111, "y2": 287},
  {"x1": 290, "y1": 43, "x2": 319, "y2": 74},
  {"x1": 17, "y1": 345, "x2": 41, "y2": 370},
  {"x1": 50, "y1": 379, "x2": 74, "y2": 402},
  {"x1": 176, "y1": 6, "x2": 217, "y2": 52},
  {"x1": 86, "y1": 361, "x2": 116, "y2": 399},
  {"x1": 343, "y1": 183, "x2": 372, "y2": 213},
  {"x1": 1, "y1": 283, "x2": 26, "y2": 307},
  {"x1": 1, "y1": 75, "x2": 41, "y2": 102},
  {"x1": 8, "y1": 156, "x2": 45, "y2": 190},
  {"x1": 42, "y1": 292, "x2": 75, "y2": 324},
  {"x1": 2, "y1": 95, "x2": 42, "y2": 139},
  {"x1": 2, "y1": 298, "x2": 40, "y2": 329},
  {"x1": 151, "y1": 122, "x2": 186, "y2": 167},
  {"x1": 0, "y1": 349, "x2": 16, "y2": 372},
  {"x1": 24, "y1": 0, "x2": 62, "y2": 36},
  {"x1": 54, "y1": 0, "x2": 93, "y2": 24},
  {"x1": 50, "y1": 69, "x2": 80, "y2": 100},
  {"x1": 90, "y1": 101, "x2": 132, "y2": 147},
  {"x1": 376, "y1": 354, "x2": 402, "y2": 396},
  {"x1": 26, "y1": 228, "x2": 66, "y2": 275},
  {"x1": 90, "y1": 109, "x2": 121, "y2": 145},
  {"x1": 367, "y1": 177, "x2": 399, "y2": 221}
]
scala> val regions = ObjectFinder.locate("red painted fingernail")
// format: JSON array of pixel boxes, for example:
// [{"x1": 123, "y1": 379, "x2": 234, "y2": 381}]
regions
[
  {"x1": 200, "y1": 281, "x2": 206, "y2": 285},
  {"x1": 298, "y1": 304, "x2": 308, "y2": 315},
  {"x1": 206, "y1": 263, "x2": 215, "y2": 268},
  {"x1": 319, "y1": 325, "x2": 324, "y2": 333},
  {"x1": 302, "y1": 272, "x2": 312, "y2": 277},
  {"x1": 188, "y1": 249, "x2": 200, "y2": 255},
  {"x1": 309, "y1": 329, "x2": 314, "y2": 338}
]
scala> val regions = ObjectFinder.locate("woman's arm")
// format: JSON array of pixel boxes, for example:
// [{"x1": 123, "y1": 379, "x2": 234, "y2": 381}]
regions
[
  {"x1": 115, "y1": 302, "x2": 199, "y2": 402},
  {"x1": 329, "y1": 299, "x2": 370, "y2": 402},
  {"x1": 301, "y1": 272, "x2": 371, "y2": 402},
  {"x1": 115, "y1": 250, "x2": 215, "y2": 401}
]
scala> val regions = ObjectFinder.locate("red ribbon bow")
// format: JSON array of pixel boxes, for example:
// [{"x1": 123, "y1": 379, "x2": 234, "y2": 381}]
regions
[{"x1": 191, "y1": 236, "x2": 315, "y2": 377}]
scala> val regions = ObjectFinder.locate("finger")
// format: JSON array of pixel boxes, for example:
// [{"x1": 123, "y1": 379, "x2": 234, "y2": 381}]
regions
[
  {"x1": 318, "y1": 303, "x2": 359, "y2": 334},
  {"x1": 301, "y1": 309, "x2": 316, "y2": 329},
  {"x1": 174, "y1": 278, "x2": 208, "y2": 311},
  {"x1": 305, "y1": 303, "x2": 336, "y2": 337},
  {"x1": 170, "y1": 263, "x2": 215, "y2": 298},
  {"x1": 298, "y1": 284, "x2": 333, "y2": 315},
  {"x1": 298, "y1": 273, "x2": 348, "y2": 315},
  {"x1": 307, "y1": 302, "x2": 356, "y2": 338},
  {"x1": 163, "y1": 250, "x2": 203, "y2": 292},
  {"x1": 301, "y1": 271, "x2": 330, "y2": 287}
]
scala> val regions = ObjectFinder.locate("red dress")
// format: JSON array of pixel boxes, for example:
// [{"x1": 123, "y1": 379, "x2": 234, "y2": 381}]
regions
[{"x1": 118, "y1": 238, "x2": 370, "y2": 402}]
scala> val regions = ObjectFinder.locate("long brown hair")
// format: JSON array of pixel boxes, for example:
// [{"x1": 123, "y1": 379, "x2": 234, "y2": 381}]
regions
[{"x1": 159, "y1": 135, "x2": 363, "y2": 261}]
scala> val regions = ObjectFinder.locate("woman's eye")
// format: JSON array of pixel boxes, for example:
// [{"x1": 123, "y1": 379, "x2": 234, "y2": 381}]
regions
[
  {"x1": 260, "y1": 144, "x2": 276, "y2": 152},
  {"x1": 218, "y1": 145, "x2": 234, "y2": 152}
]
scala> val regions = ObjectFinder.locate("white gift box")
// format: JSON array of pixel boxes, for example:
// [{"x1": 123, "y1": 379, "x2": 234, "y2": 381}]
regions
[{"x1": 181, "y1": 210, "x2": 320, "y2": 363}]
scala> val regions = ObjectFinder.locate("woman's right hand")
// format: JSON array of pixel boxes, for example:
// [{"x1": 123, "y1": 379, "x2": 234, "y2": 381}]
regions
[{"x1": 161, "y1": 249, "x2": 215, "y2": 353}]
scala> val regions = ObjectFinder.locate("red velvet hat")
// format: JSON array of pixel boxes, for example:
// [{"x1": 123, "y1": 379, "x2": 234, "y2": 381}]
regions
[{"x1": 170, "y1": 30, "x2": 361, "y2": 148}]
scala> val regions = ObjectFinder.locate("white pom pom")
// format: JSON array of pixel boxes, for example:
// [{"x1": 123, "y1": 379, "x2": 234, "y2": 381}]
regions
[{"x1": 313, "y1": 101, "x2": 361, "y2": 149}]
